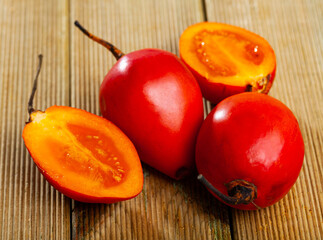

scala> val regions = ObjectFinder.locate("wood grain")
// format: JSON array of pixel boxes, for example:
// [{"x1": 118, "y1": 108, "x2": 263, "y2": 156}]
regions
[
  {"x1": 0, "y1": 0, "x2": 322, "y2": 239},
  {"x1": 205, "y1": 0, "x2": 323, "y2": 239},
  {"x1": 0, "y1": 0, "x2": 70, "y2": 239},
  {"x1": 70, "y1": 0, "x2": 231, "y2": 239}
]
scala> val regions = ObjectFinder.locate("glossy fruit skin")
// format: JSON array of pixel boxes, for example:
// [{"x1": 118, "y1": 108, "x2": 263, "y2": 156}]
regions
[
  {"x1": 196, "y1": 92, "x2": 304, "y2": 210},
  {"x1": 100, "y1": 49, "x2": 204, "y2": 179},
  {"x1": 185, "y1": 64, "x2": 276, "y2": 105}
]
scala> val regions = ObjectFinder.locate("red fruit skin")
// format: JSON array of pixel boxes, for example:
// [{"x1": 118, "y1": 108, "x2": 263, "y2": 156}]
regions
[
  {"x1": 196, "y1": 92, "x2": 304, "y2": 210},
  {"x1": 33, "y1": 166, "x2": 138, "y2": 204},
  {"x1": 183, "y1": 62, "x2": 276, "y2": 105},
  {"x1": 100, "y1": 49, "x2": 204, "y2": 179}
]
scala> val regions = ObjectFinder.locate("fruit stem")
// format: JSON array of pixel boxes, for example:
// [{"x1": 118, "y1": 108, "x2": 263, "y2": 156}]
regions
[
  {"x1": 197, "y1": 174, "x2": 259, "y2": 207},
  {"x1": 74, "y1": 20, "x2": 125, "y2": 60},
  {"x1": 28, "y1": 54, "x2": 43, "y2": 116}
]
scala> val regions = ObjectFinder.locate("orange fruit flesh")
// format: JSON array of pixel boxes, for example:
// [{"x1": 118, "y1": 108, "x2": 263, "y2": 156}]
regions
[
  {"x1": 23, "y1": 106, "x2": 143, "y2": 200},
  {"x1": 180, "y1": 22, "x2": 276, "y2": 87}
]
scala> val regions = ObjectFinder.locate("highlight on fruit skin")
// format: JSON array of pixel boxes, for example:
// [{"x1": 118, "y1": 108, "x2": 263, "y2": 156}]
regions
[
  {"x1": 179, "y1": 22, "x2": 276, "y2": 104},
  {"x1": 22, "y1": 54, "x2": 143, "y2": 203},
  {"x1": 74, "y1": 21, "x2": 204, "y2": 180},
  {"x1": 195, "y1": 92, "x2": 304, "y2": 210}
]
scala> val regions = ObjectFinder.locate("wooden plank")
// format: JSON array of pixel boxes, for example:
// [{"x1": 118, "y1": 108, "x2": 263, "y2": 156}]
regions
[
  {"x1": 70, "y1": 0, "x2": 231, "y2": 239},
  {"x1": 204, "y1": 0, "x2": 323, "y2": 239},
  {"x1": 0, "y1": 0, "x2": 70, "y2": 239}
]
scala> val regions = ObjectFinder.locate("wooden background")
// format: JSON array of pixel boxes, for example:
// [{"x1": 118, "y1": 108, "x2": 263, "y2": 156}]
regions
[{"x1": 0, "y1": 0, "x2": 322, "y2": 239}]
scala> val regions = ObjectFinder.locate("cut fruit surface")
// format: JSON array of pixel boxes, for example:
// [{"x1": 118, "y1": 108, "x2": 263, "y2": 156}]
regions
[
  {"x1": 180, "y1": 22, "x2": 276, "y2": 104},
  {"x1": 23, "y1": 106, "x2": 143, "y2": 203}
]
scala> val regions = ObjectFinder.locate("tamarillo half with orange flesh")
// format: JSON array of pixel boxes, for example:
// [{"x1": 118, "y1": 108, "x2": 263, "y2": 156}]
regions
[
  {"x1": 180, "y1": 22, "x2": 276, "y2": 104},
  {"x1": 22, "y1": 55, "x2": 143, "y2": 203}
]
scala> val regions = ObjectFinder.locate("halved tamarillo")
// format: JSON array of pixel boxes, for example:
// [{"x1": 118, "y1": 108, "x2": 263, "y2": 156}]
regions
[
  {"x1": 74, "y1": 21, "x2": 204, "y2": 180},
  {"x1": 196, "y1": 92, "x2": 304, "y2": 210},
  {"x1": 180, "y1": 22, "x2": 276, "y2": 104},
  {"x1": 22, "y1": 55, "x2": 143, "y2": 203}
]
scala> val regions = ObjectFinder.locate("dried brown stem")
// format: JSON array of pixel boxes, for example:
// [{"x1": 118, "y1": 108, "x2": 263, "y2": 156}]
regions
[
  {"x1": 74, "y1": 21, "x2": 125, "y2": 60},
  {"x1": 197, "y1": 174, "x2": 259, "y2": 207},
  {"x1": 28, "y1": 54, "x2": 43, "y2": 115}
]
